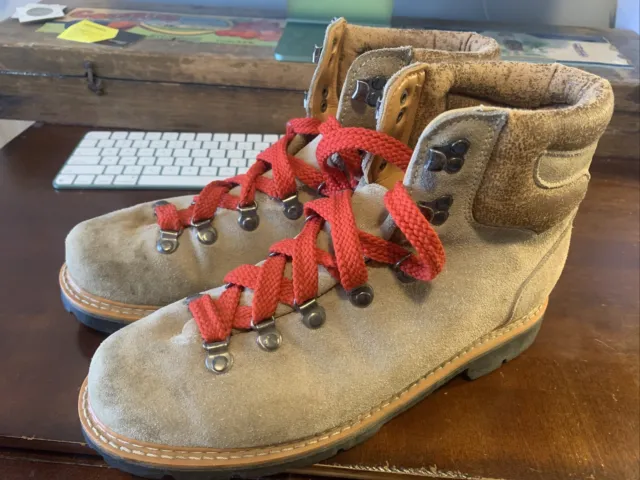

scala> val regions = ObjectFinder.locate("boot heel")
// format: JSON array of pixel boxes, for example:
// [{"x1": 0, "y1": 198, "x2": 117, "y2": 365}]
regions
[{"x1": 464, "y1": 319, "x2": 543, "y2": 380}]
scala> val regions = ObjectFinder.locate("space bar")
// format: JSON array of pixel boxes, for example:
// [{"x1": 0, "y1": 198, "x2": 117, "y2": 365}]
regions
[{"x1": 137, "y1": 176, "x2": 225, "y2": 187}]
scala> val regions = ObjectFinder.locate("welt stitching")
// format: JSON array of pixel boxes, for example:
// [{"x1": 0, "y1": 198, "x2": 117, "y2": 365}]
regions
[
  {"x1": 63, "y1": 267, "x2": 155, "y2": 316},
  {"x1": 84, "y1": 303, "x2": 544, "y2": 461}
]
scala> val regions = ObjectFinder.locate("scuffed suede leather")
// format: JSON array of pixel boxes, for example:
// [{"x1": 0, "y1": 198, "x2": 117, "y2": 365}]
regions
[
  {"x1": 65, "y1": 27, "x2": 499, "y2": 308},
  {"x1": 385, "y1": 61, "x2": 614, "y2": 232},
  {"x1": 87, "y1": 61, "x2": 613, "y2": 447},
  {"x1": 307, "y1": 18, "x2": 500, "y2": 120}
]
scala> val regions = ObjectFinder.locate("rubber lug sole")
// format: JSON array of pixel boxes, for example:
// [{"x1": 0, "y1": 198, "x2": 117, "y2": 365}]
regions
[
  {"x1": 61, "y1": 291, "x2": 130, "y2": 335},
  {"x1": 83, "y1": 317, "x2": 543, "y2": 479}
]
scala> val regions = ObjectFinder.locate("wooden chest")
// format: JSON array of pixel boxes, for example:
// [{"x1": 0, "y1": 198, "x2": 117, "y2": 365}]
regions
[{"x1": 0, "y1": 2, "x2": 638, "y2": 159}]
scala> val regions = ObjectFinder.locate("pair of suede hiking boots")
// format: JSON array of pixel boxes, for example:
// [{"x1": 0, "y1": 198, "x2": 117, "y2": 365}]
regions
[{"x1": 63, "y1": 18, "x2": 614, "y2": 479}]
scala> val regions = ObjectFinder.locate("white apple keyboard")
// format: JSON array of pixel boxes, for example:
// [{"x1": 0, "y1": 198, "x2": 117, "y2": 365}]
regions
[{"x1": 53, "y1": 131, "x2": 282, "y2": 190}]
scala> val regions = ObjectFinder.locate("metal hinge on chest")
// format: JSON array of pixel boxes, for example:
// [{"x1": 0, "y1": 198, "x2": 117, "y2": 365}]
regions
[{"x1": 83, "y1": 61, "x2": 103, "y2": 96}]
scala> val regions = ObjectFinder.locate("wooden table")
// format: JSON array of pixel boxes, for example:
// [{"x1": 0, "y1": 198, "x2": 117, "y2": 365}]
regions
[{"x1": 0, "y1": 125, "x2": 638, "y2": 479}]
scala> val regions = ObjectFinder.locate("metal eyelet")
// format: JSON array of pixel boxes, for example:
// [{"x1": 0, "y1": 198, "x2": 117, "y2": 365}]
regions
[
  {"x1": 153, "y1": 200, "x2": 181, "y2": 254},
  {"x1": 316, "y1": 182, "x2": 326, "y2": 197},
  {"x1": 418, "y1": 195, "x2": 453, "y2": 226},
  {"x1": 392, "y1": 253, "x2": 416, "y2": 284},
  {"x1": 237, "y1": 202, "x2": 260, "y2": 231},
  {"x1": 156, "y1": 230, "x2": 179, "y2": 254},
  {"x1": 348, "y1": 284, "x2": 374, "y2": 308},
  {"x1": 251, "y1": 317, "x2": 282, "y2": 351},
  {"x1": 282, "y1": 193, "x2": 303, "y2": 220},
  {"x1": 191, "y1": 218, "x2": 217, "y2": 245},
  {"x1": 426, "y1": 139, "x2": 470, "y2": 174},
  {"x1": 203, "y1": 338, "x2": 233, "y2": 374},
  {"x1": 295, "y1": 298, "x2": 326, "y2": 329}
]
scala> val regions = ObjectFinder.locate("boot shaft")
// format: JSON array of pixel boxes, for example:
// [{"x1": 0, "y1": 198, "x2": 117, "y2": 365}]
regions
[
  {"x1": 306, "y1": 18, "x2": 500, "y2": 121},
  {"x1": 376, "y1": 61, "x2": 614, "y2": 235}
]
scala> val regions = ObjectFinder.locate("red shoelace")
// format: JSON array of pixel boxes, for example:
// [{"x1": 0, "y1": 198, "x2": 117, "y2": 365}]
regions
[
  {"x1": 154, "y1": 117, "x2": 363, "y2": 232},
  {"x1": 189, "y1": 129, "x2": 446, "y2": 343}
]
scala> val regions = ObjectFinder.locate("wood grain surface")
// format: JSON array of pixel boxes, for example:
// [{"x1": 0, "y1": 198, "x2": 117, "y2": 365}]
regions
[{"x1": 0, "y1": 125, "x2": 637, "y2": 480}]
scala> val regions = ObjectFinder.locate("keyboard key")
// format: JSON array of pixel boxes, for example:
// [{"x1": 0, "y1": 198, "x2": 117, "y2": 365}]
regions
[
  {"x1": 247, "y1": 157, "x2": 259, "y2": 166},
  {"x1": 220, "y1": 141, "x2": 236, "y2": 150},
  {"x1": 154, "y1": 148, "x2": 173, "y2": 157},
  {"x1": 145, "y1": 132, "x2": 163, "y2": 140},
  {"x1": 75, "y1": 147, "x2": 101, "y2": 156},
  {"x1": 114, "y1": 175, "x2": 139, "y2": 185},
  {"x1": 230, "y1": 133, "x2": 246, "y2": 142},
  {"x1": 247, "y1": 134, "x2": 263, "y2": 142},
  {"x1": 263, "y1": 134, "x2": 279, "y2": 143},
  {"x1": 175, "y1": 158, "x2": 192, "y2": 166},
  {"x1": 74, "y1": 174, "x2": 96, "y2": 185},
  {"x1": 143, "y1": 166, "x2": 162, "y2": 175},
  {"x1": 167, "y1": 140, "x2": 185, "y2": 149},
  {"x1": 181, "y1": 166, "x2": 199, "y2": 176},
  {"x1": 174, "y1": 149, "x2": 190, "y2": 157},
  {"x1": 119, "y1": 157, "x2": 137, "y2": 165},
  {"x1": 138, "y1": 148, "x2": 155, "y2": 157},
  {"x1": 132, "y1": 140, "x2": 150, "y2": 148},
  {"x1": 138, "y1": 176, "x2": 223, "y2": 187},
  {"x1": 101, "y1": 147, "x2": 120, "y2": 156},
  {"x1": 156, "y1": 157, "x2": 174, "y2": 166},
  {"x1": 111, "y1": 132, "x2": 129, "y2": 140},
  {"x1": 211, "y1": 158, "x2": 228, "y2": 167},
  {"x1": 237, "y1": 142, "x2": 253, "y2": 150},
  {"x1": 191, "y1": 149, "x2": 208, "y2": 158},
  {"x1": 213, "y1": 133, "x2": 229, "y2": 141},
  {"x1": 54, "y1": 174, "x2": 76, "y2": 185},
  {"x1": 202, "y1": 141, "x2": 219, "y2": 150},
  {"x1": 68, "y1": 155, "x2": 100, "y2": 165},
  {"x1": 128, "y1": 132, "x2": 146, "y2": 140},
  {"x1": 201, "y1": 167, "x2": 218, "y2": 176},
  {"x1": 245, "y1": 150, "x2": 261, "y2": 159},
  {"x1": 138, "y1": 157, "x2": 156, "y2": 166},
  {"x1": 79, "y1": 139, "x2": 98, "y2": 148},
  {"x1": 227, "y1": 150, "x2": 243, "y2": 158},
  {"x1": 162, "y1": 132, "x2": 180, "y2": 140},
  {"x1": 193, "y1": 158, "x2": 210, "y2": 167},
  {"x1": 86, "y1": 131, "x2": 111, "y2": 139},
  {"x1": 162, "y1": 166, "x2": 180, "y2": 175},
  {"x1": 237, "y1": 167, "x2": 250, "y2": 175},
  {"x1": 124, "y1": 166, "x2": 143, "y2": 175},
  {"x1": 96, "y1": 139, "x2": 115, "y2": 148},
  {"x1": 254, "y1": 142, "x2": 270, "y2": 150},
  {"x1": 95, "y1": 175, "x2": 115, "y2": 185},
  {"x1": 179, "y1": 132, "x2": 195, "y2": 141},
  {"x1": 61, "y1": 165, "x2": 105, "y2": 175},
  {"x1": 210, "y1": 149, "x2": 225, "y2": 158},
  {"x1": 230, "y1": 158, "x2": 247, "y2": 168},
  {"x1": 219, "y1": 167, "x2": 237, "y2": 177},
  {"x1": 100, "y1": 156, "x2": 119, "y2": 165},
  {"x1": 185, "y1": 141, "x2": 202, "y2": 149},
  {"x1": 196, "y1": 133, "x2": 212, "y2": 141},
  {"x1": 120, "y1": 148, "x2": 138, "y2": 157},
  {"x1": 114, "y1": 139, "x2": 133, "y2": 148},
  {"x1": 105, "y1": 165, "x2": 124, "y2": 175},
  {"x1": 150, "y1": 140, "x2": 167, "y2": 148}
]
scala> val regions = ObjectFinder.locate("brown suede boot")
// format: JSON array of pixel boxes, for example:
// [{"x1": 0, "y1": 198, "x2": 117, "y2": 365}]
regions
[
  {"x1": 60, "y1": 18, "x2": 499, "y2": 333},
  {"x1": 79, "y1": 61, "x2": 613, "y2": 477}
]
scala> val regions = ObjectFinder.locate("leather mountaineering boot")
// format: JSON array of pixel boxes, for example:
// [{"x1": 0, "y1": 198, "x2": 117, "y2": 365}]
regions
[
  {"x1": 79, "y1": 61, "x2": 613, "y2": 478},
  {"x1": 59, "y1": 18, "x2": 499, "y2": 334}
]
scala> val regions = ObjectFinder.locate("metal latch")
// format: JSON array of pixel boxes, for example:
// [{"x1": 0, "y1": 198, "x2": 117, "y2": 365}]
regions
[{"x1": 83, "y1": 61, "x2": 103, "y2": 96}]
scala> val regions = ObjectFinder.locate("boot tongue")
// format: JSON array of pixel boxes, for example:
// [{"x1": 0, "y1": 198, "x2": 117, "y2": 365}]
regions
[
  {"x1": 364, "y1": 63, "x2": 454, "y2": 187},
  {"x1": 295, "y1": 48, "x2": 416, "y2": 169}
]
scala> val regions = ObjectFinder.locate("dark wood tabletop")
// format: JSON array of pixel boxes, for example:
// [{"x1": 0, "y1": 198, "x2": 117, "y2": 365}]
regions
[{"x1": 0, "y1": 124, "x2": 638, "y2": 480}]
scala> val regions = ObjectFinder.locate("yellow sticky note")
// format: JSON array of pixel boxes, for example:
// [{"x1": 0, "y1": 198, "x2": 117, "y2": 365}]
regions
[{"x1": 58, "y1": 19, "x2": 118, "y2": 43}]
